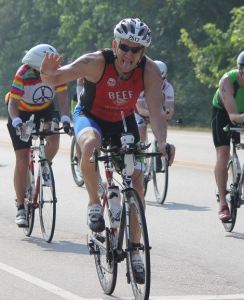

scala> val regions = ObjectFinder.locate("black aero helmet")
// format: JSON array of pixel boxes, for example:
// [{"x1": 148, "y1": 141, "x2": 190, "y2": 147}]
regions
[{"x1": 237, "y1": 51, "x2": 244, "y2": 68}]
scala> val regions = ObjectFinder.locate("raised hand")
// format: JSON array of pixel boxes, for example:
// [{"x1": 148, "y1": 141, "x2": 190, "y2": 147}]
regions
[{"x1": 40, "y1": 52, "x2": 63, "y2": 75}]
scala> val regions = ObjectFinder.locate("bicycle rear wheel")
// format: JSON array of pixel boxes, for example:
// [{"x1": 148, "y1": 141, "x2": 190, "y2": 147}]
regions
[
  {"x1": 39, "y1": 160, "x2": 56, "y2": 242},
  {"x1": 70, "y1": 136, "x2": 84, "y2": 187},
  {"x1": 152, "y1": 140, "x2": 169, "y2": 204},
  {"x1": 223, "y1": 160, "x2": 237, "y2": 232},
  {"x1": 23, "y1": 167, "x2": 35, "y2": 236},
  {"x1": 93, "y1": 202, "x2": 118, "y2": 295},
  {"x1": 125, "y1": 188, "x2": 150, "y2": 300}
]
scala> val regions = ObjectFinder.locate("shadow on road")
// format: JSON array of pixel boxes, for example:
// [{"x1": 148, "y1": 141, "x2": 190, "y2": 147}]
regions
[
  {"x1": 146, "y1": 200, "x2": 210, "y2": 211},
  {"x1": 22, "y1": 236, "x2": 89, "y2": 254},
  {"x1": 225, "y1": 232, "x2": 244, "y2": 240}
]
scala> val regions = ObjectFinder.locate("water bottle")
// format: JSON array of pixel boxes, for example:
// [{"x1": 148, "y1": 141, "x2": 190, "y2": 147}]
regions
[
  {"x1": 20, "y1": 114, "x2": 34, "y2": 142},
  {"x1": 108, "y1": 186, "x2": 121, "y2": 228}
]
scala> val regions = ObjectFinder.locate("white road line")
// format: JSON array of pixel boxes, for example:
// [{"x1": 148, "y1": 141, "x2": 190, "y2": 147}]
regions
[
  {"x1": 0, "y1": 262, "x2": 86, "y2": 300},
  {"x1": 1, "y1": 262, "x2": 244, "y2": 300}
]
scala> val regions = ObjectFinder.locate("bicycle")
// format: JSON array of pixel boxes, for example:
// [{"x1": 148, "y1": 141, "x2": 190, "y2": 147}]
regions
[
  {"x1": 70, "y1": 135, "x2": 84, "y2": 187},
  {"x1": 144, "y1": 139, "x2": 169, "y2": 204},
  {"x1": 217, "y1": 124, "x2": 244, "y2": 232},
  {"x1": 21, "y1": 117, "x2": 66, "y2": 242},
  {"x1": 87, "y1": 130, "x2": 160, "y2": 299}
]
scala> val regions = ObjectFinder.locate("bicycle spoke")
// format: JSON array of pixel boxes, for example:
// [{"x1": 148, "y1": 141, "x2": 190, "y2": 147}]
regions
[
  {"x1": 70, "y1": 136, "x2": 84, "y2": 187},
  {"x1": 39, "y1": 161, "x2": 56, "y2": 242},
  {"x1": 222, "y1": 160, "x2": 237, "y2": 232},
  {"x1": 125, "y1": 189, "x2": 151, "y2": 300},
  {"x1": 153, "y1": 155, "x2": 169, "y2": 204},
  {"x1": 92, "y1": 204, "x2": 118, "y2": 295},
  {"x1": 23, "y1": 161, "x2": 36, "y2": 237}
]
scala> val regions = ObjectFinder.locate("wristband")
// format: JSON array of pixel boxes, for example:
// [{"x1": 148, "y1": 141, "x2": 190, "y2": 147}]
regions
[
  {"x1": 61, "y1": 115, "x2": 71, "y2": 124},
  {"x1": 12, "y1": 117, "x2": 22, "y2": 128}
]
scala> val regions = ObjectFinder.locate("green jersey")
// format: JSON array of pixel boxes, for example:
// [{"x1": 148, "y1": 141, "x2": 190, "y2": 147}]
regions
[{"x1": 212, "y1": 69, "x2": 244, "y2": 112}]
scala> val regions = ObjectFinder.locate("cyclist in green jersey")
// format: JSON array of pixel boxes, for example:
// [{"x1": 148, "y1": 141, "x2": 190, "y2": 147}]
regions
[{"x1": 212, "y1": 51, "x2": 244, "y2": 221}]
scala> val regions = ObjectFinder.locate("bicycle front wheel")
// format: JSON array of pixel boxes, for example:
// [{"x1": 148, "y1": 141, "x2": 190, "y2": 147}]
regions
[
  {"x1": 70, "y1": 136, "x2": 84, "y2": 187},
  {"x1": 125, "y1": 188, "x2": 151, "y2": 300},
  {"x1": 23, "y1": 167, "x2": 35, "y2": 237},
  {"x1": 152, "y1": 141, "x2": 169, "y2": 204},
  {"x1": 223, "y1": 160, "x2": 237, "y2": 232},
  {"x1": 39, "y1": 160, "x2": 56, "y2": 242},
  {"x1": 93, "y1": 202, "x2": 118, "y2": 295}
]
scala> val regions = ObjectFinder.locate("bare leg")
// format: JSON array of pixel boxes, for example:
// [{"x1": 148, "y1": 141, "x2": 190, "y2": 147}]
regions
[
  {"x1": 215, "y1": 145, "x2": 230, "y2": 208},
  {"x1": 131, "y1": 169, "x2": 145, "y2": 243},
  {"x1": 14, "y1": 149, "x2": 29, "y2": 205},
  {"x1": 45, "y1": 134, "x2": 60, "y2": 161},
  {"x1": 77, "y1": 130, "x2": 101, "y2": 205}
]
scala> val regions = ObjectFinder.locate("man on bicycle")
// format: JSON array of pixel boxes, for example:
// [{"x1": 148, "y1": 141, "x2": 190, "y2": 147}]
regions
[
  {"x1": 40, "y1": 18, "x2": 172, "y2": 283},
  {"x1": 212, "y1": 51, "x2": 244, "y2": 221},
  {"x1": 135, "y1": 60, "x2": 175, "y2": 166},
  {"x1": 7, "y1": 44, "x2": 71, "y2": 227}
]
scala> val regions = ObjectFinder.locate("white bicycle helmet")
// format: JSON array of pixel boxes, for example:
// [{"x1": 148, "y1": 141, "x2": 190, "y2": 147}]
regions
[
  {"x1": 22, "y1": 44, "x2": 58, "y2": 71},
  {"x1": 154, "y1": 60, "x2": 167, "y2": 77},
  {"x1": 114, "y1": 18, "x2": 151, "y2": 47}
]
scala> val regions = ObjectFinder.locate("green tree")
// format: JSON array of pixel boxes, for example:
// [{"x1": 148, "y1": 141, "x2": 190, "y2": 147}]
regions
[{"x1": 180, "y1": 6, "x2": 244, "y2": 88}]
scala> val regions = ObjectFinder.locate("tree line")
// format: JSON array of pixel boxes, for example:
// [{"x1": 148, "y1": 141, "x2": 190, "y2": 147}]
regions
[{"x1": 1, "y1": 0, "x2": 244, "y2": 127}]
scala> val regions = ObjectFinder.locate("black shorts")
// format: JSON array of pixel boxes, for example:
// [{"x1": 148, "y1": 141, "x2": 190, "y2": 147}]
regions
[
  {"x1": 7, "y1": 104, "x2": 59, "y2": 151},
  {"x1": 211, "y1": 107, "x2": 240, "y2": 147},
  {"x1": 91, "y1": 113, "x2": 140, "y2": 148}
]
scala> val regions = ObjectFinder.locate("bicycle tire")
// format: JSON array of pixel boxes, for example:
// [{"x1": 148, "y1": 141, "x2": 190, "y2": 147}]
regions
[
  {"x1": 124, "y1": 188, "x2": 151, "y2": 300},
  {"x1": 143, "y1": 157, "x2": 151, "y2": 197},
  {"x1": 152, "y1": 140, "x2": 169, "y2": 204},
  {"x1": 23, "y1": 167, "x2": 35, "y2": 237},
  {"x1": 39, "y1": 160, "x2": 56, "y2": 242},
  {"x1": 70, "y1": 136, "x2": 84, "y2": 187},
  {"x1": 93, "y1": 201, "x2": 118, "y2": 295},
  {"x1": 223, "y1": 160, "x2": 237, "y2": 232}
]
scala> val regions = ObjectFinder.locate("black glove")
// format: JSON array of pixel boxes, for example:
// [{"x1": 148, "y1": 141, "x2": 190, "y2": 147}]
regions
[{"x1": 63, "y1": 121, "x2": 72, "y2": 134}]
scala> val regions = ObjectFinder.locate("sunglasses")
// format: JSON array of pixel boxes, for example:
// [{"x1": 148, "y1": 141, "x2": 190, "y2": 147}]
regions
[{"x1": 119, "y1": 43, "x2": 143, "y2": 54}]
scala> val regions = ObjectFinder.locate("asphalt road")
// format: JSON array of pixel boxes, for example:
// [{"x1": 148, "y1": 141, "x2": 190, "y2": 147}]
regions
[{"x1": 1, "y1": 119, "x2": 244, "y2": 300}]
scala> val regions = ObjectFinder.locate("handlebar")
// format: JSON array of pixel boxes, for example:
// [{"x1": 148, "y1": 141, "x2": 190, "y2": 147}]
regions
[{"x1": 223, "y1": 124, "x2": 244, "y2": 132}]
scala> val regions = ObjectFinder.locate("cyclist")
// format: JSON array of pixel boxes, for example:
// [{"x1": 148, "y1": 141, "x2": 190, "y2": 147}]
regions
[
  {"x1": 135, "y1": 60, "x2": 175, "y2": 166},
  {"x1": 212, "y1": 51, "x2": 244, "y2": 221},
  {"x1": 40, "y1": 18, "x2": 173, "y2": 283},
  {"x1": 7, "y1": 44, "x2": 71, "y2": 228}
]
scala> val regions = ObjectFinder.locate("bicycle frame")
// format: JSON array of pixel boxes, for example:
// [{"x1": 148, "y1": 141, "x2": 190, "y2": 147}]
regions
[{"x1": 88, "y1": 134, "x2": 155, "y2": 298}]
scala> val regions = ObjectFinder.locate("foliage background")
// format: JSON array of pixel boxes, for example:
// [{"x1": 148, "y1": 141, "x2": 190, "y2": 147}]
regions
[{"x1": 1, "y1": 0, "x2": 244, "y2": 127}]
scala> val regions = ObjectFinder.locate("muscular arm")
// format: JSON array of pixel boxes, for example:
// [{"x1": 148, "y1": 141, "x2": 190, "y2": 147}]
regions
[
  {"x1": 219, "y1": 75, "x2": 244, "y2": 123},
  {"x1": 40, "y1": 51, "x2": 104, "y2": 86},
  {"x1": 144, "y1": 58, "x2": 167, "y2": 151},
  {"x1": 8, "y1": 97, "x2": 20, "y2": 120}
]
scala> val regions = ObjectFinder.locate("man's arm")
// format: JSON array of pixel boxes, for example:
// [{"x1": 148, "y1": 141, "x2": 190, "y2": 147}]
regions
[
  {"x1": 219, "y1": 75, "x2": 244, "y2": 123},
  {"x1": 144, "y1": 58, "x2": 167, "y2": 154},
  {"x1": 40, "y1": 51, "x2": 104, "y2": 86}
]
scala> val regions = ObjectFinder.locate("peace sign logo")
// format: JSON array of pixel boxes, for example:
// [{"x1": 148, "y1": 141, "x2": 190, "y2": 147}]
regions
[{"x1": 33, "y1": 86, "x2": 53, "y2": 103}]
